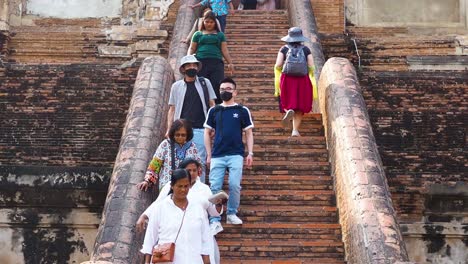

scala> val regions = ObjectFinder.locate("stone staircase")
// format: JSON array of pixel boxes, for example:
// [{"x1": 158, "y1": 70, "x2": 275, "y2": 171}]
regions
[
  {"x1": 215, "y1": 10, "x2": 345, "y2": 263},
  {"x1": 6, "y1": 18, "x2": 122, "y2": 64}
]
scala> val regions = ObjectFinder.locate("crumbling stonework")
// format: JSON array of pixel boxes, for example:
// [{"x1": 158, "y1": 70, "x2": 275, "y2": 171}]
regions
[
  {"x1": 317, "y1": 5, "x2": 468, "y2": 261},
  {"x1": 0, "y1": 166, "x2": 110, "y2": 263},
  {"x1": 310, "y1": 0, "x2": 344, "y2": 34},
  {"x1": 319, "y1": 57, "x2": 411, "y2": 264},
  {"x1": 91, "y1": 56, "x2": 174, "y2": 264},
  {"x1": 0, "y1": 62, "x2": 139, "y2": 262}
]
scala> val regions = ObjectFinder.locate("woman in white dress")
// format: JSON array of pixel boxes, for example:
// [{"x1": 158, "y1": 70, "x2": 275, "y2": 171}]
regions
[{"x1": 140, "y1": 169, "x2": 212, "y2": 264}]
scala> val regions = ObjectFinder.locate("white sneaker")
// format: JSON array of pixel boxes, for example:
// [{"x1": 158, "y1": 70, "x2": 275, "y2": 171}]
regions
[
  {"x1": 281, "y1": 109, "x2": 294, "y2": 128},
  {"x1": 291, "y1": 130, "x2": 301, "y2": 137},
  {"x1": 210, "y1": 221, "x2": 224, "y2": 236},
  {"x1": 226, "y1": 214, "x2": 243, "y2": 225}
]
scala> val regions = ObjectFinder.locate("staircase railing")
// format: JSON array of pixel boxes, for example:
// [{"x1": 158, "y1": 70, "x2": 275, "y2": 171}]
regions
[
  {"x1": 318, "y1": 57, "x2": 411, "y2": 264},
  {"x1": 351, "y1": 37, "x2": 361, "y2": 69},
  {"x1": 89, "y1": 56, "x2": 173, "y2": 264},
  {"x1": 88, "y1": 2, "x2": 198, "y2": 263},
  {"x1": 286, "y1": 0, "x2": 412, "y2": 263}
]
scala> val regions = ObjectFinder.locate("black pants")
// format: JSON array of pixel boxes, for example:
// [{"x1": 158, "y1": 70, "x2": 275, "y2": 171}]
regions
[{"x1": 198, "y1": 58, "x2": 224, "y2": 104}]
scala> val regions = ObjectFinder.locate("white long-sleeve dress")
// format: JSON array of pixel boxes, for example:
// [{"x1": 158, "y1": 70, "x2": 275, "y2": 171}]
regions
[
  {"x1": 143, "y1": 177, "x2": 221, "y2": 264},
  {"x1": 141, "y1": 195, "x2": 211, "y2": 264}
]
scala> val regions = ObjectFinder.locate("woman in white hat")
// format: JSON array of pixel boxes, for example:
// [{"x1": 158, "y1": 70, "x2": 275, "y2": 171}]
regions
[{"x1": 274, "y1": 27, "x2": 317, "y2": 137}]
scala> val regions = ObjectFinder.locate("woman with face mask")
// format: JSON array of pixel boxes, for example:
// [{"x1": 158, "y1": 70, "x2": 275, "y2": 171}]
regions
[
  {"x1": 188, "y1": 10, "x2": 234, "y2": 104},
  {"x1": 137, "y1": 119, "x2": 202, "y2": 191}
]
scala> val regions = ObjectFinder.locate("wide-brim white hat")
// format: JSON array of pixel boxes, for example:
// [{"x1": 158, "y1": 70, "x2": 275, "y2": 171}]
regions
[{"x1": 179, "y1": 55, "x2": 202, "y2": 74}]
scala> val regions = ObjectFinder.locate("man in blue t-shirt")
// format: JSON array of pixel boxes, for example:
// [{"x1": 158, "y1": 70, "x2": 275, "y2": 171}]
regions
[{"x1": 204, "y1": 77, "x2": 254, "y2": 232}]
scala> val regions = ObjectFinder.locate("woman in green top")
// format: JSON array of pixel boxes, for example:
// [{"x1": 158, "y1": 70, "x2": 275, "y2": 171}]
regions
[{"x1": 188, "y1": 11, "x2": 234, "y2": 104}]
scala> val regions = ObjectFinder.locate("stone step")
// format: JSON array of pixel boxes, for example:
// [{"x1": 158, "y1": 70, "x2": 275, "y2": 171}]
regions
[
  {"x1": 237, "y1": 177, "x2": 333, "y2": 191},
  {"x1": 217, "y1": 221, "x2": 341, "y2": 239},
  {"x1": 11, "y1": 28, "x2": 102, "y2": 34},
  {"x1": 228, "y1": 45, "x2": 283, "y2": 51},
  {"x1": 227, "y1": 33, "x2": 285, "y2": 39},
  {"x1": 227, "y1": 66, "x2": 275, "y2": 72},
  {"x1": 218, "y1": 240, "x2": 344, "y2": 258},
  {"x1": 226, "y1": 20, "x2": 289, "y2": 27},
  {"x1": 239, "y1": 190, "x2": 335, "y2": 205},
  {"x1": 10, "y1": 38, "x2": 104, "y2": 44},
  {"x1": 226, "y1": 28, "x2": 288, "y2": 35},
  {"x1": 253, "y1": 135, "x2": 326, "y2": 144},
  {"x1": 212, "y1": 7, "x2": 344, "y2": 263},
  {"x1": 11, "y1": 48, "x2": 97, "y2": 54},
  {"x1": 8, "y1": 51, "x2": 96, "y2": 57},
  {"x1": 226, "y1": 22, "x2": 289, "y2": 28},
  {"x1": 253, "y1": 121, "x2": 323, "y2": 130},
  {"x1": 222, "y1": 258, "x2": 344, "y2": 264},
  {"x1": 253, "y1": 111, "x2": 322, "y2": 121},
  {"x1": 249, "y1": 153, "x2": 328, "y2": 162},
  {"x1": 238, "y1": 205, "x2": 338, "y2": 222}
]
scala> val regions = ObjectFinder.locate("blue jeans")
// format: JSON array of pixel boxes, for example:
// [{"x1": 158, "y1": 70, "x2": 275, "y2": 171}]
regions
[
  {"x1": 216, "y1": 15, "x2": 227, "y2": 32},
  {"x1": 192, "y1": 128, "x2": 206, "y2": 183},
  {"x1": 209, "y1": 155, "x2": 244, "y2": 223}
]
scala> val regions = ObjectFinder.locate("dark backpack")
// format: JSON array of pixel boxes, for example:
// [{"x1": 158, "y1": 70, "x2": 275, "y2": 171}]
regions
[
  {"x1": 198, "y1": 77, "x2": 210, "y2": 111},
  {"x1": 282, "y1": 44, "x2": 308, "y2": 76}
]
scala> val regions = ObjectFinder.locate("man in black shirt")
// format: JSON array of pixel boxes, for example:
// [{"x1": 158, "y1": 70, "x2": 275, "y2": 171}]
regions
[{"x1": 167, "y1": 55, "x2": 217, "y2": 183}]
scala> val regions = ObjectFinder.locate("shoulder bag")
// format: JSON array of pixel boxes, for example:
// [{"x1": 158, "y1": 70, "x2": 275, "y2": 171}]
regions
[{"x1": 151, "y1": 204, "x2": 187, "y2": 263}]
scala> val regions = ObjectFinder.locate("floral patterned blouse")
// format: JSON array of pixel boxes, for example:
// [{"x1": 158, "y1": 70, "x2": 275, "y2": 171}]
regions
[{"x1": 144, "y1": 139, "x2": 201, "y2": 189}]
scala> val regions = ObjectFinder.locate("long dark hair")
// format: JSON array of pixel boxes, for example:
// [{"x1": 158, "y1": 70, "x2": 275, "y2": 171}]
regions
[
  {"x1": 201, "y1": 11, "x2": 219, "y2": 32},
  {"x1": 168, "y1": 169, "x2": 191, "y2": 195}
]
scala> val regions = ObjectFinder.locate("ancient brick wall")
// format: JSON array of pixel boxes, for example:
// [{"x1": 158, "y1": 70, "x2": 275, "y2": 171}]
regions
[
  {"x1": 310, "y1": 0, "x2": 344, "y2": 34},
  {"x1": 359, "y1": 70, "x2": 467, "y2": 263},
  {"x1": 0, "y1": 31, "x2": 7, "y2": 64},
  {"x1": 0, "y1": 63, "x2": 139, "y2": 167},
  {"x1": 159, "y1": 0, "x2": 181, "y2": 56},
  {"x1": 359, "y1": 71, "x2": 467, "y2": 221},
  {"x1": 321, "y1": 23, "x2": 468, "y2": 262},
  {"x1": 0, "y1": 62, "x2": 139, "y2": 263}
]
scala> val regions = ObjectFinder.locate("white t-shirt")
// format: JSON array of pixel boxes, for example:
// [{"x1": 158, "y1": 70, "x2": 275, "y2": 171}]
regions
[{"x1": 140, "y1": 196, "x2": 212, "y2": 264}]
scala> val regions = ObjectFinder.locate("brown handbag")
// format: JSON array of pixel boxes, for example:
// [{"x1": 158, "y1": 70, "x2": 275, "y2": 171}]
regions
[
  {"x1": 151, "y1": 204, "x2": 187, "y2": 263},
  {"x1": 151, "y1": 242, "x2": 175, "y2": 263}
]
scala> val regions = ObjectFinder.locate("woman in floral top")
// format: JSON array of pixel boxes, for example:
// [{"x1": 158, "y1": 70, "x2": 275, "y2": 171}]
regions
[{"x1": 137, "y1": 119, "x2": 202, "y2": 191}]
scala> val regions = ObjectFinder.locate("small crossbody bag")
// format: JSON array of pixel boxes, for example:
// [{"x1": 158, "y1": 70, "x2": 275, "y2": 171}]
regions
[{"x1": 151, "y1": 206, "x2": 187, "y2": 263}]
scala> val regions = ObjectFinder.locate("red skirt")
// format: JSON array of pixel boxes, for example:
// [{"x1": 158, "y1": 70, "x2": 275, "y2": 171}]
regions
[{"x1": 279, "y1": 74, "x2": 313, "y2": 113}]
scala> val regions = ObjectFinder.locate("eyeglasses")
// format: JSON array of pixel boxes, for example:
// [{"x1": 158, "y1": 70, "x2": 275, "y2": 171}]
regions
[
  {"x1": 220, "y1": 87, "x2": 235, "y2": 92},
  {"x1": 175, "y1": 133, "x2": 187, "y2": 137}
]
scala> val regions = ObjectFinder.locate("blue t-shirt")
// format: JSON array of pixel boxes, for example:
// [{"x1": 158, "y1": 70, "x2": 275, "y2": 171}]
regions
[
  {"x1": 200, "y1": 0, "x2": 231, "y2": 16},
  {"x1": 204, "y1": 104, "x2": 254, "y2": 158}
]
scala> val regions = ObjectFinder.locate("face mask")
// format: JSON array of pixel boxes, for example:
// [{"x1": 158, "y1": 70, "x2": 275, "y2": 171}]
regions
[
  {"x1": 220, "y1": 91, "x2": 233, "y2": 101},
  {"x1": 185, "y1": 68, "x2": 197, "y2": 77}
]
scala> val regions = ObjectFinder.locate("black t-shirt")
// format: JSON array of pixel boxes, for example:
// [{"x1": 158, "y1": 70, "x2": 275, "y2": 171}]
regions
[
  {"x1": 280, "y1": 45, "x2": 311, "y2": 57},
  {"x1": 181, "y1": 81, "x2": 205, "y2": 128}
]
